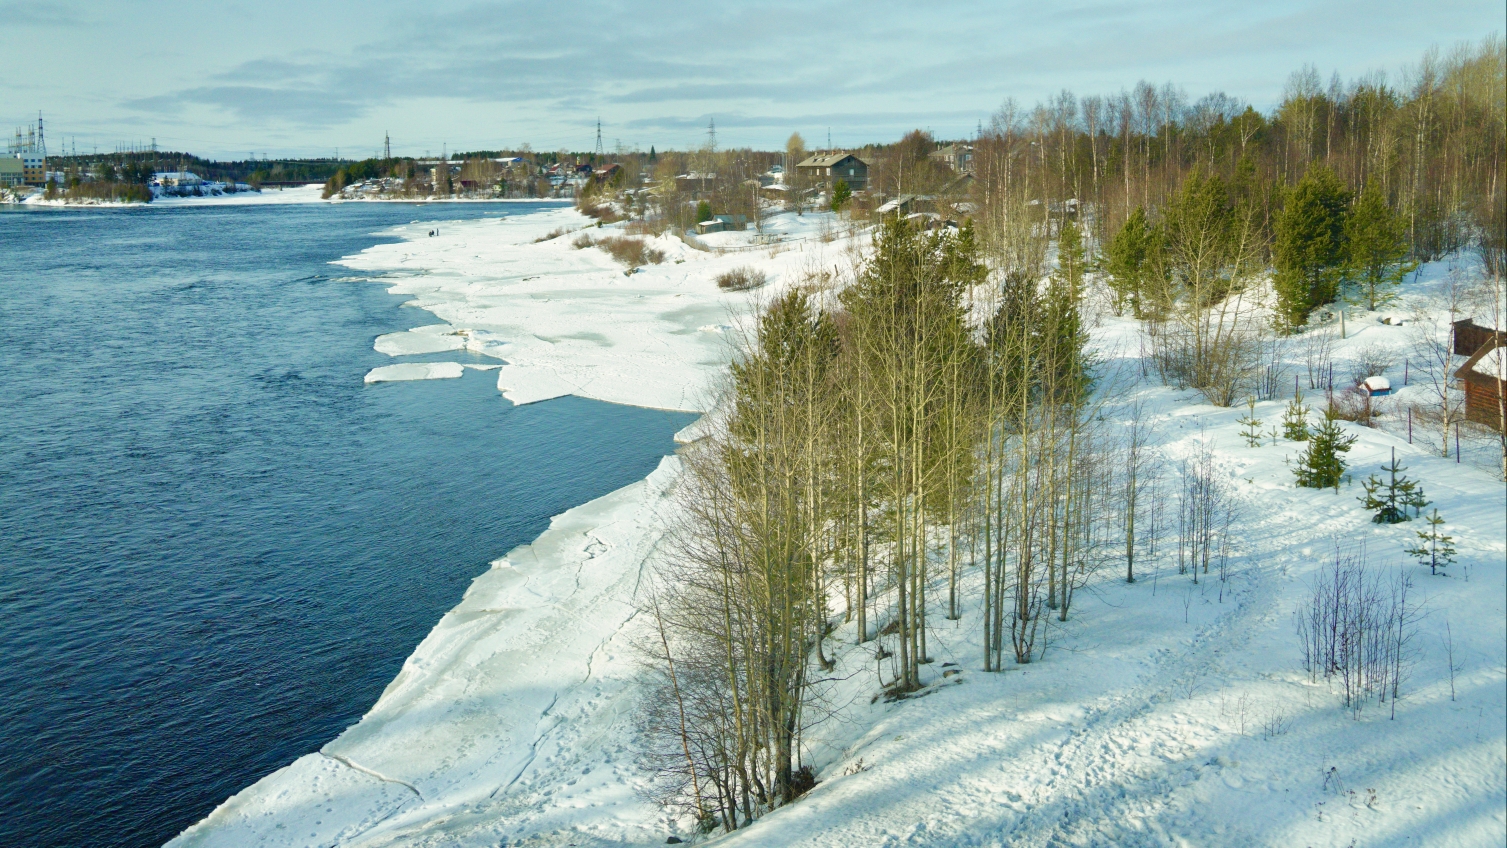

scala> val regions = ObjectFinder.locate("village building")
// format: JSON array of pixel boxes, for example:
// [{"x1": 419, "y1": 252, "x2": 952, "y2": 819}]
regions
[
  {"x1": 1451, "y1": 317, "x2": 1504, "y2": 357},
  {"x1": 929, "y1": 143, "x2": 974, "y2": 174},
  {"x1": 795, "y1": 153, "x2": 868, "y2": 192},
  {"x1": 153, "y1": 170, "x2": 204, "y2": 188},
  {"x1": 675, "y1": 172, "x2": 716, "y2": 194},
  {"x1": 0, "y1": 156, "x2": 23, "y2": 187},
  {"x1": 17, "y1": 153, "x2": 45, "y2": 186},
  {"x1": 1453, "y1": 320, "x2": 1506, "y2": 432}
]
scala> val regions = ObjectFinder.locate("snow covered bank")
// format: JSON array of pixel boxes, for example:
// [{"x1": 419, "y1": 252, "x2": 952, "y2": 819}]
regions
[
  {"x1": 172, "y1": 458, "x2": 684, "y2": 847},
  {"x1": 172, "y1": 209, "x2": 860, "y2": 846},
  {"x1": 340, "y1": 208, "x2": 849, "y2": 411}
]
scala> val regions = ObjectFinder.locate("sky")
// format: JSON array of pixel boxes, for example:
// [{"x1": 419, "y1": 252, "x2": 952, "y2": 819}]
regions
[{"x1": 0, "y1": 0, "x2": 1500, "y2": 160}]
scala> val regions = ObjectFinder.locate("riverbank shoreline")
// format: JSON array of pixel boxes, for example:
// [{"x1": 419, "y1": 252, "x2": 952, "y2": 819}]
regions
[{"x1": 169, "y1": 206, "x2": 858, "y2": 845}]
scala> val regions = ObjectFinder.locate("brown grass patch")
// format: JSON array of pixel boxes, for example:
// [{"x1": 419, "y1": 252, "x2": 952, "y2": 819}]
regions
[{"x1": 714, "y1": 266, "x2": 768, "y2": 291}]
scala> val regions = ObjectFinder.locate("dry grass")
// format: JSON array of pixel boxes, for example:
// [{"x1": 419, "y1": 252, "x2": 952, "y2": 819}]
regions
[
  {"x1": 534, "y1": 226, "x2": 575, "y2": 243},
  {"x1": 715, "y1": 267, "x2": 768, "y2": 291},
  {"x1": 577, "y1": 199, "x2": 623, "y2": 223},
  {"x1": 576, "y1": 234, "x2": 666, "y2": 268}
]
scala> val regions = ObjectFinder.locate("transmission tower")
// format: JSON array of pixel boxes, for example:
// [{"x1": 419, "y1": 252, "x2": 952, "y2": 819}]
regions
[
  {"x1": 707, "y1": 117, "x2": 717, "y2": 152},
  {"x1": 36, "y1": 112, "x2": 46, "y2": 158},
  {"x1": 594, "y1": 118, "x2": 604, "y2": 158},
  {"x1": 384, "y1": 132, "x2": 391, "y2": 160}
]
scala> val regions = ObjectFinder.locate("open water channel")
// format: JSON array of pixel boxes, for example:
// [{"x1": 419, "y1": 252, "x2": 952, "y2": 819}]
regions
[{"x1": 0, "y1": 199, "x2": 693, "y2": 847}]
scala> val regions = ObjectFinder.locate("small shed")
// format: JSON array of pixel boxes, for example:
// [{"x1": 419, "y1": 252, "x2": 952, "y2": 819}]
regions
[
  {"x1": 1361, "y1": 376, "x2": 1391, "y2": 397},
  {"x1": 695, "y1": 219, "x2": 727, "y2": 234},
  {"x1": 1454, "y1": 337, "x2": 1506, "y2": 432},
  {"x1": 1451, "y1": 318, "x2": 1505, "y2": 357}
]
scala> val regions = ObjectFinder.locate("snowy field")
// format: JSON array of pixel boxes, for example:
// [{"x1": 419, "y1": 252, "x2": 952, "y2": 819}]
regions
[{"x1": 172, "y1": 209, "x2": 1505, "y2": 847}]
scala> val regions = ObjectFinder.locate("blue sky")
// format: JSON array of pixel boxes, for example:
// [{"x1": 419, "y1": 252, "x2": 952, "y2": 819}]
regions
[{"x1": 1, "y1": 1, "x2": 1499, "y2": 159}]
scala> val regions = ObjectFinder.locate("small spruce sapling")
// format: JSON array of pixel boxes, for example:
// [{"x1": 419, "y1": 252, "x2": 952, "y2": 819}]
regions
[
  {"x1": 1405, "y1": 509, "x2": 1456, "y2": 575},
  {"x1": 1295, "y1": 408, "x2": 1357, "y2": 491},
  {"x1": 830, "y1": 179, "x2": 852, "y2": 214},
  {"x1": 1238, "y1": 397, "x2": 1263, "y2": 447},
  {"x1": 1358, "y1": 447, "x2": 1428, "y2": 524},
  {"x1": 1283, "y1": 388, "x2": 1311, "y2": 441}
]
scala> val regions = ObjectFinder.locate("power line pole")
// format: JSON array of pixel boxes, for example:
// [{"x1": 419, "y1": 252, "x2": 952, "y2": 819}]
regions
[
  {"x1": 707, "y1": 117, "x2": 716, "y2": 152},
  {"x1": 384, "y1": 132, "x2": 391, "y2": 160},
  {"x1": 595, "y1": 118, "x2": 604, "y2": 158}
]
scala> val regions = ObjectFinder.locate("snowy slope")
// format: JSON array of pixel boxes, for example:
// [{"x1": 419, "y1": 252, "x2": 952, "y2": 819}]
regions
[{"x1": 172, "y1": 214, "x2": 1505, "y2": 847}]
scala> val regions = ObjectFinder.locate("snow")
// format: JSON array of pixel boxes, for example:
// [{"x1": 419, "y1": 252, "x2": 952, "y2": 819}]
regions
[
  {"x1": 1470, "y1": 345, "x2": 1505, "y2": 378},
  {"x1": 149, "y1": 184, "x2": 329, "y2": 206},
  {"x1": 334, "y1": 208, "x2": 854, "y2": 410},
  {"x1": 174, "y1": 212, "x2": 1505, "y2": 847},
  {"x1": 9, "y1": 183, "x2": 330, "y2": 208}
]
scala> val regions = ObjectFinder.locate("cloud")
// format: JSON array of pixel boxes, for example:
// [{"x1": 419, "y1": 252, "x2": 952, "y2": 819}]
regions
[
  {"x1": 0, "y1": 1, "x2": 85, "y2": 26},
  {"x1": 106, "y1": 0, "x2": 1503, "y2": 151}
]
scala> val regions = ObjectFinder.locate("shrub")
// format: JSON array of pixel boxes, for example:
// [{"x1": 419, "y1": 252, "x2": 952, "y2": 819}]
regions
[
  {"x1": 1349, "y1": 340, "x2": 1396, "y2": 384},
  {"x1": 572, "y1": 233, "x2": 595, "y2": 249},
  {"x1": 1296, "y1": 545, "x2": 1419, "y2": 718},
  {"x1": 535, "y1": 226, "x2": 573, "y2": 243},
  {"x1": 577, "y1": 198, "x2": 622, "y2": 223},
  {"x1": 597, "y1": 235, "x2": 665, "y2": 268},
  {"x1": 715, "y1": 267, "x2": 768, "y2": 291}
]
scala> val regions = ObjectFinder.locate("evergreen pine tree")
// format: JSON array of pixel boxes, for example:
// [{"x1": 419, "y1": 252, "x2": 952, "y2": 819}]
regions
[
  {"x1": 1238, "y1": 396, "x2": 1263, "y2": 447},
  {"x1": 1056, "y1": 219, "x2": 1086, "y2": 298},
  {"x1": 1294, "y1": 408, "x2": 1357, "y2": 490},
  {"x1": 1405, "y1": 509, "x2": 1456, "y2": 575},
  {"x1": 1104, "y1": 206, "x2": 1158, "y2": 316},
  {"x1": 830, "y1": 179, "x2": 852, "y2": 213},
  {"x1": 1283, "y1": 387, "x2": 1311, "y2": 441},
  {"x1": 1358, "y1": 447, "x2": 1428, "y2": 523},
  {"x1": 1344, "y1": 183, "x2": 1415, "y2": 310},
  {"x1": 1273, "y1": 166, "x2": 1350, "y2": 330}
]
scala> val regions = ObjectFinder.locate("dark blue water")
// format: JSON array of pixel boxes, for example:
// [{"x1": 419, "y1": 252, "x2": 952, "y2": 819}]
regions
[{"x1": 0, "y1": 201, "x2": 694, "y2": 848}]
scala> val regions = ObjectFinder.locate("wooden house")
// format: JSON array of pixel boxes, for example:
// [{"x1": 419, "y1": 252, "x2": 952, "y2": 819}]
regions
[
  {"x1": 795, "y1": 153, "x2": 868, "y2": 192},
  {"x1": 1454, "y1": 336, "x2": 1506, "y2": 432}
]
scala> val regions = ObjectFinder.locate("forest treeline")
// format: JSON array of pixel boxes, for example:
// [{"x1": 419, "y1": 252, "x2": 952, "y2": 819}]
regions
[{"x1": 634, "y1": 38, "x2": 1504, "y2": 836}]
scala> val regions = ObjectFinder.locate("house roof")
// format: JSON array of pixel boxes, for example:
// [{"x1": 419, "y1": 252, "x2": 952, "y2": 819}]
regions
[
  {"x1": 1455, "y1": 337, "x2": 1506, "y2": 383},
  {"x1": 796, "y1": 153, "x2": 865, "y2": 168}
]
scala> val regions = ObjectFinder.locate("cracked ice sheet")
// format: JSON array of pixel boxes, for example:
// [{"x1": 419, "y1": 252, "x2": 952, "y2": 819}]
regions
[
  {"x1": 335, "y1": 208, "x2": 767, "y2": 412},
  {"x1": 372, "y1": 324, "x2": 467, "y2": 357},
  {"x1": 172, "y1": 457, "x2": 683, "y2": 847},
  {"x1": 364, "y1": 362, "x2": 465, "y2": 383}
]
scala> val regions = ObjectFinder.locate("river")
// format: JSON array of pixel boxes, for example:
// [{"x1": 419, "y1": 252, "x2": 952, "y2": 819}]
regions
[{"x1": 0, "y1": 199, "x2": 693, "y2": 847}]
